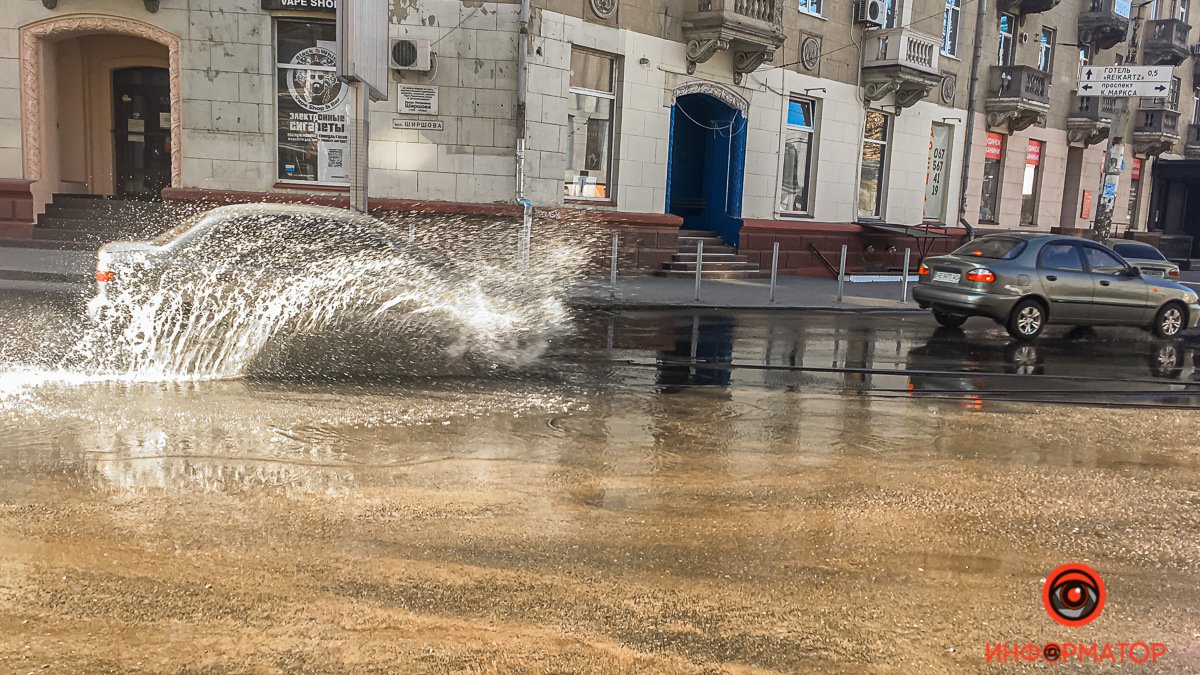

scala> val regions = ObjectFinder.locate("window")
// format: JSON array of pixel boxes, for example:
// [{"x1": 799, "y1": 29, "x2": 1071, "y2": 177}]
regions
[
  {"x1": 1079, "y1": 44, "x2": 1093, "y2": 68},
  {"x1": 1083, "y1": 246, "x2": 1128, "y2": 274},
  {"x1": 979, "y1": 132, "x2": 1004, "y2": 223},
  {"x1": 1169, "y1": 76, "x2": 1181, "y2": 110},
  {"x1": 1193, "y1": 90, "x2": 1200, "y2": 124},
  {"x1": 275, "y1": 20, "x2": 350, "y2": 185},
  {"x1": 779, "y1": 99, "x2": 816, "y2": 215},
  {"x1": 1039, "y1": 244, "x2": 1085, "y2": 271},
  {"x1": 798, "y1": 0, "x2": 822, "y2": 16},
  {"x1": 883, "y1": 0, "x2": 899, "y2": 28},
  {"x1": 1112, "y1": 242, "x2": 1166, "y2": 261},
  {"x1": 858, "y1": 111, "x2": 891, "y2": 219},
  {"x1": 565, "y1": 49, "x2": 617, "y2": 201},
  {"x1": 952, "y1": 236, "x2": 1028, "y2": 260},
  {"x1": 998, "y1": 13, "x2": 1016, "y2": 66},
  {"x1": 1021, "y1": 140, "x2": 1044, "y2": 225},
  {"x1": 1038, "y1": 27, "x2": 1056, "y2": 72},
  {"x1": 1127, "y1": 158, "x2": 1143, "y2": 227},
  {"x1": 942, "y1": 0, "x2": 961, "y2": 56},
  {"x1": 1178, "y1": 0, "x2": 1189, "y2": 22}
]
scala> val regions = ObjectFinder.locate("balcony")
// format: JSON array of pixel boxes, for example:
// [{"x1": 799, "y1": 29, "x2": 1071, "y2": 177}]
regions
[
  {"x1": 1066, "y1": 93, "x2": 1119, "y2": 146},
  {"x1": 1142, "y1": 19, "x2": 1190, "y2": 66},
  {"x1": 1186, "y1": 124, "x2": 1200, "y2": 159},
  {"x1": 1132, "y1": 104, "x2": 1181, "y2": 157},
  {"x1": 985, "y1": 66, "x2": 1051, "y2": 132},
  {"x1": 999, "y1": 0, "x2": 1061, "y2": 14},
  {"x1": 1077, "y1": 0, "x2": 1130, "y2": 51},
  {"x1": 861, "y1": 27, "x2": 942, "y2": 109},
  {"x1": 682, "y1": 0, "x2": 786, "y2": 84}
]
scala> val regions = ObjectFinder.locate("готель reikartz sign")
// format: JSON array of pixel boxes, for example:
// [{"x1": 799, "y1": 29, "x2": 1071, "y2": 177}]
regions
[{"x1": 262, "y1": 0, "x2": 337, "y2": 13}]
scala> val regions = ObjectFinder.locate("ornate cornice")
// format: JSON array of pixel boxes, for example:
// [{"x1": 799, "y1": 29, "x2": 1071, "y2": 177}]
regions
[{"x1": 20, "y1": 14, "x2": 181, "y2": 188}]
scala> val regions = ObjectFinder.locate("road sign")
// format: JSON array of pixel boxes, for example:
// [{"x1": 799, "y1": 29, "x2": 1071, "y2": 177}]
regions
[
  {"x1": 1078, "y1": 80, "x2": 1173, "y2": 97},
  {"x1": 1079, "y1": 66, "x2": 1171, "y2": 83}
]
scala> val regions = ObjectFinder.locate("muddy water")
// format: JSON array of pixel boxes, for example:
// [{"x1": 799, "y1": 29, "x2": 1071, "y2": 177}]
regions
[{"x1": 1, "y1": 304, "x2": 1199, "y2": 673}]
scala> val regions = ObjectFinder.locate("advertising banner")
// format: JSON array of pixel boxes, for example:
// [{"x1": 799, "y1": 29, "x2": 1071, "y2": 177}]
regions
[
  {"x1": 277, "y1": 23, "x2": 350, "y2": 185},
  {"x1": 986, "y1": 132, "x2": 1004, "y2": 161},
  {"x1": 924, "y1": 124, "x2": 952, "y2": 222}
]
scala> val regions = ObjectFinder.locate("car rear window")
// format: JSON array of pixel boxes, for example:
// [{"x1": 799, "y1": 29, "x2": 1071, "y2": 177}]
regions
[
  {"x1": 952, "y1": 237, "x2": 1028, "y2": 260},
  {"x1": 1112, "y1": 242, "x2": 1167, "y2": 261}
]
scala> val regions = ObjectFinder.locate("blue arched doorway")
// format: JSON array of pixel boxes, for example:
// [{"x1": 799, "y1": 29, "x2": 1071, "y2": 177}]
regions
[{"x1": 666, "y1": 92, "x2": 747, "y2": 248}]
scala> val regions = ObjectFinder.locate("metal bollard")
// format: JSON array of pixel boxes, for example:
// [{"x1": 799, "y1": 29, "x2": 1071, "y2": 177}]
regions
[
  {"x1": 836, "y1": 243, "x2": 847, "y2": 302},
  {"x1": 610, "y1": 232, "x2": 619, "y2": 297},
  {"x1": 769, "y1": 241, "x2": 780, "y2": 303},
  {"x1": 693, "y1": 239, "x2": 704, "y2": 302},
  {"x1": 900, "y1": 248, "x2": 911, "y2": 302}
]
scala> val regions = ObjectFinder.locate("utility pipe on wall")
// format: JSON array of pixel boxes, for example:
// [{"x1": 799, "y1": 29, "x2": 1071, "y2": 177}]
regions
[{"x1": 516, "y1": 0, "x2": 531, "y2": 202}]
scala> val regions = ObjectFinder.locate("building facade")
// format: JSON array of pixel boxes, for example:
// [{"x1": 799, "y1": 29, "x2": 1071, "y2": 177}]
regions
[{"x1": 1, "y1": 0, "x2": 1199, "y2": 274}]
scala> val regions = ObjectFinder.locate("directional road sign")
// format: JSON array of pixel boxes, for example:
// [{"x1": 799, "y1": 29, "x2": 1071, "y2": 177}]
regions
[
  {"x1": 1077, "y1": 65, "x2": 1172, "y2": 97},
  {"x1": 1078, "y1": 80, "x2": 1173, "y2": 97}
]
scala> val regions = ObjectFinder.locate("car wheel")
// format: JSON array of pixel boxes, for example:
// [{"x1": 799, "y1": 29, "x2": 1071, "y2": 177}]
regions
[
  {"x1": 932, "y1": 311, "x2": 967, "y2": 328},
  {"x1": 1003, "y1": 342, "x2": 1044, "y2": 375},
  {"x1": 1152, "y1": 302, "x2": 1186, "y2": 339},
  {"x1": 1006, "y1": 299, "x2": 1046, "y2": 340},
  {"x1": 1150, "y1": 342, "x2": 1184, "y2": 379}
]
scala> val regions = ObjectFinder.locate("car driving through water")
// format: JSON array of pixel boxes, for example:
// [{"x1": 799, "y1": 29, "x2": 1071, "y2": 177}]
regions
[{"x1": 913, "y1": 233, "x2": 1200, "y2": 340}]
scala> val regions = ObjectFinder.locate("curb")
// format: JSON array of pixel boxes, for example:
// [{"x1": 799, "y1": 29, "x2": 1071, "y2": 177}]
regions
[{"x1": 571, "y1": 300, "x2": 925, "y2": 314}]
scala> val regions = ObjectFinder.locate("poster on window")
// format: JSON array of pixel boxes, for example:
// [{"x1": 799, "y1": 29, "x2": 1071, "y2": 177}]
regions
[
  {"x1": 277, "y1": 21, "x2": 349, "y2": 185},
  {"x1": 923, "y1": 124, "x2": 951, "y2": 222}
]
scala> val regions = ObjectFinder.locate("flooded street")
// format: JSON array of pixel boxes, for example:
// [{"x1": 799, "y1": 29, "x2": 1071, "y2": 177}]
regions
[{"x1": 1, "y1": 294, "x2": 1199, "y2": 673}]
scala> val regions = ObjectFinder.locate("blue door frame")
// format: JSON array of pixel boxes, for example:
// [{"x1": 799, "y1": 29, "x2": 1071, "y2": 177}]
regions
[{"x1": 665, "y1": 93, "x2": 747, "y2": 249}]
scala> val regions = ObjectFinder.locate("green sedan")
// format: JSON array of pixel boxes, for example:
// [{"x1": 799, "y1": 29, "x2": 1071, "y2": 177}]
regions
[{"x1": 913, "y1": 233, "x2": 1200, "y2": 340}]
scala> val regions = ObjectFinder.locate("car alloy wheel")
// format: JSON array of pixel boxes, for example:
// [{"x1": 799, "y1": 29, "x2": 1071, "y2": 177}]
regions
[
  {"x1": 1158, "y1": 306, "x2": 1183, "y2": 337},
  {"x1": 1017, "y1": 306, "x2": 1042, "y2": 335}
]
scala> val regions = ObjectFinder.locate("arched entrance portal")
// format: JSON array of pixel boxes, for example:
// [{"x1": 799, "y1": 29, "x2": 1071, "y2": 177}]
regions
[
  {"x1": 666, "y1": 89, "x2": 747, "y2": 248},
  {"x1": 20, "y1": 15, "x2": 181, "y2": 207}
]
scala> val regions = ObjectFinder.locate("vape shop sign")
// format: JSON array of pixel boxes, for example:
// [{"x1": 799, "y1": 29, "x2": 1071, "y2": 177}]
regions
[{"x1": 276, "y1": 21, "x2": 349, "y2": 185}]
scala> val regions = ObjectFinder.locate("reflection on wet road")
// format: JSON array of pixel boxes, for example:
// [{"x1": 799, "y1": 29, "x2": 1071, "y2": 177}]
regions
[{"x1": 1, "y1": 300, "x2": 1198, "y2": 673}]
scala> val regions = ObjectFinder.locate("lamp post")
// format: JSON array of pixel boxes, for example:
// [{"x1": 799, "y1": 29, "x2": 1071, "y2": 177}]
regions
[{"x1": 1092, "y1": 0, "x2": 1153, "y2": 239}]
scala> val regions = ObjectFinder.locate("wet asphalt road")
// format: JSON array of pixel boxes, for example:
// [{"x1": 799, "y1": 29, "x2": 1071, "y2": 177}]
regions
[{"x1": 0, "y1": 292, "x2": 1198, "y2": 673}]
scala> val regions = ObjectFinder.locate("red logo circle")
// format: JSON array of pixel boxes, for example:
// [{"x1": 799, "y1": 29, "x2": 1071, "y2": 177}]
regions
[{"x1": 1043, "y1": 563, "x2": 1105, "y2": 627}]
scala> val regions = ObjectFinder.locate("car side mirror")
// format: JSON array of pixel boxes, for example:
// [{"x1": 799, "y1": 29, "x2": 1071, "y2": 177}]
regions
[{"x1": 1123, "y1": 266, "x2": 1142, "y2": 278}]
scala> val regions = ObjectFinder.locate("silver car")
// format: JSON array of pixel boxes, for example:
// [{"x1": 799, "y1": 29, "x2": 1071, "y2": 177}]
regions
[
  {"x1": 1103, "y1": 239, "x2": 1181, "y2": 280},
  {"x1": 913, "y1": 233, "x2": 1200, "y2": 340}
]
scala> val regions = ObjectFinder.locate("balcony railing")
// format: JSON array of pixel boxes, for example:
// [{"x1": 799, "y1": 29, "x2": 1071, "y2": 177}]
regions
[
  {"x1": 1070, "y1": 93, "x2": 1119, "y2": 120},
  {"x1": 1077, "y1": 0, "x2": 1131, "y2": 50},
  {"x1": 988, "y1": 65, "x2": 1051, "y2": 105},
  {"x1": 698, "y1": 0, "x2": 783, "y2": 24},
  {"x1": 1000, "y1": 0, "x2": 1061, "y2": 14},
  {"x1": 1143, "y1": 19, "x2": 1190, "y2": 65},
  {"x1": 862, "y1": 27, "x2": 940, "y2": 76},
  {"x1": 1134, "y1": 108, "x2": 1181, "y2": 136}
]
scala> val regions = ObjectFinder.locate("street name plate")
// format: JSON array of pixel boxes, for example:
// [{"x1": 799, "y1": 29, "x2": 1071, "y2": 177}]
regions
[
  {"x1": 1079, "y1": 66, "x2": 1171, "y2": 82},
  {"x1": 1077, "y1": 80, "x2": 1173, "y2": 97},
  {"x1": 393, "y1": 119, "x2": 444, "y2": 131}
]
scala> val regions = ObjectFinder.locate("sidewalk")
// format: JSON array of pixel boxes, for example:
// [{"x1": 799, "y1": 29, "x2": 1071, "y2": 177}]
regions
[{"x1": 576, "y1": 274, "x2": 922, "y2": 312}]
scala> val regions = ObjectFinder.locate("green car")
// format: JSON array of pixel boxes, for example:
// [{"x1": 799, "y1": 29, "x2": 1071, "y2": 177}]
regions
[
  {"x1": 913, "y1": 233, "x2": 1200, "y2": 340},
  {"x1": 1103, "y1": 239, "x2": 1181, "y2": 280}
]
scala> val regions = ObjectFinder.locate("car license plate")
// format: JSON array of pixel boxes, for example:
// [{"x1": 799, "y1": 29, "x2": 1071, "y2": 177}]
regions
[
  {"x1": 1144, "y1": 269, "x2": 1164, "y2": 278},
  {"x1": 933, "y1": 271, "x2": 960, "y2": 284}
]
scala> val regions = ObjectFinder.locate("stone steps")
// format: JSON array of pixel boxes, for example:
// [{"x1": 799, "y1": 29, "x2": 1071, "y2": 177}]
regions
[{"x1": 659, "y1": 229, "x2": 762, "y2": 280}]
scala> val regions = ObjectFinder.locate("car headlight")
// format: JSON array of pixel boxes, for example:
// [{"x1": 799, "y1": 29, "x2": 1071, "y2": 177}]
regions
[{"x1": 1187, "y1": 294, "x2": 1198, "y2": 304}]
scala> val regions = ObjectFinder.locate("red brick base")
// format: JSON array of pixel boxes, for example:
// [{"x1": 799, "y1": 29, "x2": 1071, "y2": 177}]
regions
[{"x1": 0, "y1": 179, "x2": 35, "y2": 239}]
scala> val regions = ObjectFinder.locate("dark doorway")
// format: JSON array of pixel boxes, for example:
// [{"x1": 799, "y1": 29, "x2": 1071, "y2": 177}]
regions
[
  {"x1": 112, "y1": 67, "x2": 171, "y2": 200},
  {"x1": 666, "y1": 93, "x2": 747, "y2": 248},
  {"x1": 1147, "y1": 159, "x2": 1200, "y2": 260}
]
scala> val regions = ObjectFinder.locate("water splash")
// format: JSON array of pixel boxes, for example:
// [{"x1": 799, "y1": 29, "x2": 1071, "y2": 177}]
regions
[{"x1": 5, "y1": 204, "x2": 600, "y2": 388}]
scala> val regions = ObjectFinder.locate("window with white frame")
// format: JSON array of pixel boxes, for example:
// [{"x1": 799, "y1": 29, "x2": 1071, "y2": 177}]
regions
[
  {"x1": 798, "y1": 0, "x2": 822, "y2": 16},
  {"x1": 883, "y1": 0, "x2": 899, "y2": 28},
  {"x1": 779, "y1": 99, "x2": 816, "y2": 215},
  {"x1": 998, "y1": 13, "x2": 1016, "y2": 66},
  {"x1": 942, "y1": 0, "x2": 961, "y2": 57},
  {"x1": 565, "y1": 49, "x2": 617, "y2": 202},
  {"x1": 1178, "y1": 0, "x2": 1189, "y2": 22},
  {"x1": 1038, "y1": 27, "x2": 1056, "y2": 72},
  {"x1": 858, "y1": 111, "x2": 891, "y2": 219}
]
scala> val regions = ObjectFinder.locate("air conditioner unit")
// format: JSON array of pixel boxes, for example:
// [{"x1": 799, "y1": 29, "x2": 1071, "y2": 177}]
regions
[
  {"x1": 389, "y1": 38, "x2": 432, "y2": 71},
  {"x1": 854, "y1": 0, "x2": 885, "y2": 28}
]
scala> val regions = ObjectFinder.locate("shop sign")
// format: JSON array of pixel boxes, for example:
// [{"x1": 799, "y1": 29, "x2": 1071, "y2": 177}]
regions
[
  {"x1": 263, "y1": 0, "x2": 337, "y2": 13},
  {"x1": 985, "y1": 133, "x2": 1004, "y2": 161}
]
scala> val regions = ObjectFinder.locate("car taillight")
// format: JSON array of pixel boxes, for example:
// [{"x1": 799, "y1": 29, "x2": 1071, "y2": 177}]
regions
[
  {"x1": 96, "y1": 270, "x2": 114, "y2": 283},
  {"x1": 918, "y1": 263, "x2": 930, "y2": 275},
  {"x1": 966, "y1": 268, "x2": 995, "y2": 283},
  {"x1": 1168, "y1": 268, "x2": 1180, "y2": 278}
]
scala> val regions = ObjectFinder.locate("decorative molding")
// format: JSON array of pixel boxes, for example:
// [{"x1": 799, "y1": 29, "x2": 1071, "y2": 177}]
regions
[
  {"x1": 940, "y1": 75, "x2": 955, "y2": 105},
  {"x1": 42, "y1": 0, "x2": 160, "y2": 10},
  {"x1": 19, "y1": 14, "x2": 182, "y2": 189},
  {"x1": 732, "y1": 48, "x2": 773, "y2": 85},
  {"x1": 1133, "y1": 138, "x2": 1176, "y2": 157},
  {"x1": 589, "y1": 0, "x2": 618, "y2": 20},
  {"x1": 799, "y1": 36, "x2": 821, "y2": 72},
  {"x1": 685, "y1": 38, "x2": 727, "y2": 75},
  {"x1": 864, "y1": 79, "x2": 902, "y2": 102},
  {"x1": 895, "y1": 84, "x2": 933, "y2": 109},
  {"x1": 987, "y1": 109, "x2": 1045, "y2": 132},
  {"x1": 671, "y1": 81, "x2": 750, "y2": 116},
  {"x1": 1067, "y1": 127, "x2": 1110, "y2": 146}
]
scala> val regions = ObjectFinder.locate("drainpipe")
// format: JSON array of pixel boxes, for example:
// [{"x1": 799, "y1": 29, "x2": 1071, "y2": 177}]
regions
[
  {"x1": 957, "y1": 0, "x2": 987, "y2": 240},
  {"x1": 516, "y1": 0, "x2": 531, "y2": 204}
]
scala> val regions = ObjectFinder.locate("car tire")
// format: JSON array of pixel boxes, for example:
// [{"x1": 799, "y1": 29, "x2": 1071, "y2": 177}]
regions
[
  {"x1": 1150, "y1": 342, "x2": 1184, "y2": 378},
  {"x1": 1006, "y1": 299, "x2": 1046, "y2": 341},
  {"x1": 932, "y1": 311, "x2": 967, "y2": 328},
  {"x1": 1152, "y1": 302, "x2": 1186, "y2": 339}
]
